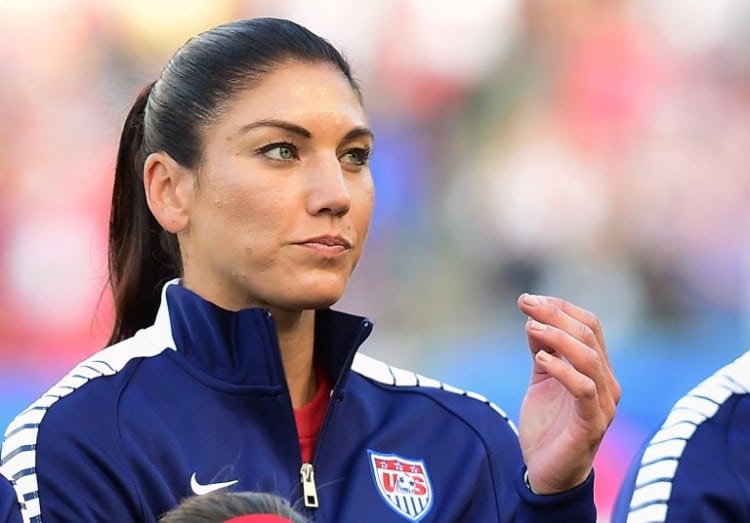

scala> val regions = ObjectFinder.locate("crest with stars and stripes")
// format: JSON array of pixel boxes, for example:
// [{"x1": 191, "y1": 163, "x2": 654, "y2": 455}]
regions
[{"x1": 368, "y1": 450, "x2": 433, "y2": 521}]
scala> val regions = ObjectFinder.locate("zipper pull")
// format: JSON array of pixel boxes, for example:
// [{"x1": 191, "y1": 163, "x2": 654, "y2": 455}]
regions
[{"x1": 300, "y1": 463, "x2": 319, "y2": 508}]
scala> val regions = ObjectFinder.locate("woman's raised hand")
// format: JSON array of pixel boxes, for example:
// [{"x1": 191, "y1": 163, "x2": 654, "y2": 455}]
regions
[{"x1": 516, "y1": 294, "x2": 621, "y2": 494}]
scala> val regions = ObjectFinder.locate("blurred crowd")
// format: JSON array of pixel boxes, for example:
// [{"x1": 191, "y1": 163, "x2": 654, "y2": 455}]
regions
[{"x1": 0, "y1": 0, "x2": 748, "y2": 368}]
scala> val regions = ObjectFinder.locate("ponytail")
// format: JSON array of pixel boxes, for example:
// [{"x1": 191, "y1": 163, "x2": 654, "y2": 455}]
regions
[{"x1": 107, "y1": 82, "x2": 181, "y2": 345}]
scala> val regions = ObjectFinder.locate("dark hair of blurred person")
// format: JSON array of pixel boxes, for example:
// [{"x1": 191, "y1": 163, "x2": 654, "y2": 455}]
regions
[{"x1": 159, "y1": 491, "x2": 309, "y2": 523}]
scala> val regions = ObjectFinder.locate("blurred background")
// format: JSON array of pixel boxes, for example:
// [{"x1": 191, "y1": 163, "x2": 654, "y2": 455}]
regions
[{"x1": 1, "y1": 0, "x2": 749, "y2": 520}]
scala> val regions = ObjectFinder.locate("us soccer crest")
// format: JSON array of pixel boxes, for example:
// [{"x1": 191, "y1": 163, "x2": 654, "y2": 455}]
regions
[{"x1": 368, "y1": 450, "x2": 433, "y2": 521}]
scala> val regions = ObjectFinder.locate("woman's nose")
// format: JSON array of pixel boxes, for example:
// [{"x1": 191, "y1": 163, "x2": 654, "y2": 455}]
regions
[{"x1": 305, "y1": 155, "x2": 351, "y2": 216}]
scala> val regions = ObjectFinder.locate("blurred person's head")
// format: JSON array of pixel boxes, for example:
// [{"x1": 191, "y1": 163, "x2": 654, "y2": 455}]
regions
[
  {"x1": 108, "y1": 17, "x2": 374, "y2": 344},
  {"x1": 158, "y1": 491, "x2": 310, "y2": 523}
]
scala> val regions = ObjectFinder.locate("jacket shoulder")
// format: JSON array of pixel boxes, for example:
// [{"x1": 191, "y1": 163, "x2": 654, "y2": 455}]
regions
[
  {"x1": 351, "y1": 353, "x2": 518, "y2": 434},
  {"x1": 0, "y1": 467, "x2": 21, "y2": 523},
  {"x1": 1, "y1": 327, "x2": 173, "y2": 522},
  {"x1": 4, "y1": 327, "x2": 170, "y2": 438},
  {"x1": 613, "y1": 350, "x2": 750, "y2": 522}
]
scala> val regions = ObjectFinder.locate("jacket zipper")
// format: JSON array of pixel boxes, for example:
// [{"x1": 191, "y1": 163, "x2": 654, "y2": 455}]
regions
[
  {"x1": 298, "y1": 319, "x2": 373, "y2": 511},
  {"x1": 299, "y1": 463, "x2": 319, "y2": 508}
]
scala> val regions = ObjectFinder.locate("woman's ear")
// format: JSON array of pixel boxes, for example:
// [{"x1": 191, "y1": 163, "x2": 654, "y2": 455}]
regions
[{"x1": 143, "y1": 152, "x2": 194, "y2": 234}]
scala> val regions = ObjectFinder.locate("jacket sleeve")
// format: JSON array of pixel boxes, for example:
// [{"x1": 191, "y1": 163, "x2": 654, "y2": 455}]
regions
[
  {"x1": 441, "y1": 391, "x2": 598, "y2": 522},
  {"x1": 1, "y1": 378, "x2": 150, "y2": 523},
  {"x1": 515, "y1": 468, "x2": 596, "y2": 522},
  {"x1": 0, "y1": 471, "x2": 21, "y2": 523}
]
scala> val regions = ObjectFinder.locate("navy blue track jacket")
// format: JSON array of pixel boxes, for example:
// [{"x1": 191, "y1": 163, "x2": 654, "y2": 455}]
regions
[
  {"x1": 1, "y1": 281, "x2": 596, "y2": 522},
  {"x1": 0, "y1": 470, "x2": 20, "y2": 523},
  {"x1": 613, "y1": 351, "x2": 750, "y2": 522}
]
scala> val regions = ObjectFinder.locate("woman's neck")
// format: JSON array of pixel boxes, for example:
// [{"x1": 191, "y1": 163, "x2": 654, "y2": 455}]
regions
[{"x1": 272, "y1": 308, "x2": 318, "y2": 408}]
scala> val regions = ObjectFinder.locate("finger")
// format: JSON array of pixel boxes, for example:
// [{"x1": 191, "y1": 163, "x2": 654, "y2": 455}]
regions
[
  {"x1": 532, "y1": 339, "x2": 617, "y2": 425},
  {"x1": 519, "y1": 294, "x2": 604, "y2": 374},
  {"x1": 534, "y1": 349, "x2": 605, "y2": 423},
  {"x1": 518, "y1": 294, "x2": 617, "y2": 393},
  {"x1": 523, "y1": 315, "x2": 560, "y2": 358},
  {"x1": 518, "y1": 294, "x2": 602, "y2": 350},
  {"x1": 543, "y1": 298, "x2": 622, "y2": 405},
  {"x1": 541, "y1": 296, "x2": 608, "y2": 359},
  {"x1": 525, "y1": 319, "x2": 604, "y2": 387},
  {"x1": 524, "y1": 320, "x2": 561, "y2": 384},
  {"x1": 525, "y1": 318, "x2": 618, "y2": 418},
  {"x1": 540, "y1": 296, "x2": 621, "y2": 405}
]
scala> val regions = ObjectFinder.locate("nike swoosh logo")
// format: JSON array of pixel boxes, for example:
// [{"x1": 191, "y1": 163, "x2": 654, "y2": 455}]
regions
[{"x1": 189, "y1": 472, "x2": 239, "y2": 495}]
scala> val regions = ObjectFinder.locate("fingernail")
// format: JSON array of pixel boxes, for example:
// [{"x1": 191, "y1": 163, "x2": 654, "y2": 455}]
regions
[
  {"x1": 523, "y1": 294, "x2": 540, "y2": 306},
  {"x1": 536, "y1": 350, "x2": 550, "y2": 362},
  {"x1": 528, "y1": 320, "x2": 545, "y2": 331}
]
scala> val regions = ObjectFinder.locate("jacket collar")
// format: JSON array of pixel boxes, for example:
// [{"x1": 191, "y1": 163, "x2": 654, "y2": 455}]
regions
[{"x1": 152, "y1": 279, "x2": 373, "y2": 387}]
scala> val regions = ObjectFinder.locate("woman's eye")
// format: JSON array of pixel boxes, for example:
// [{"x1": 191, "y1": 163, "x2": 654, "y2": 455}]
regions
[
  {"x1": 258, "y1": 143, "x2": 297, "y2": 161},
  {"x1": 341, "y1": 147, "x2": 371, "y2": 167}
]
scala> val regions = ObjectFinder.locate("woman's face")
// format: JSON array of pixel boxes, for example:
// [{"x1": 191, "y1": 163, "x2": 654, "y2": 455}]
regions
[{"x1": 179, "y1": 61, "x2": 374, "y2": 312}]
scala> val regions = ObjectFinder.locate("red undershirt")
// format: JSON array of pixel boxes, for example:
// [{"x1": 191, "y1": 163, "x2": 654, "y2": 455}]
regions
[{"x1": 293, "y1": 371, "x2": 332, "y2": 464}]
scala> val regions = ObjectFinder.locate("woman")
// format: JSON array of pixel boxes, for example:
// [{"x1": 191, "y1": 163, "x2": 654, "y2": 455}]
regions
[{"x1": 0, "y1": 17, "x2": 619, "y2": 522}]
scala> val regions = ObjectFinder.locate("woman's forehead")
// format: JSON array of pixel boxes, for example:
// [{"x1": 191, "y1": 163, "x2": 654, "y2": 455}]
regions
[{"x1": 222, "y1": 61, "x2": 367, "y2": 129}]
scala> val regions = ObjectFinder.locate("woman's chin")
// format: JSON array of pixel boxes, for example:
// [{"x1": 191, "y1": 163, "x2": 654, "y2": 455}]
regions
[
  {"x1": 281, "y1": 287, "x2": 345, "y2": 311},
  {"x1": 304, "y1": 292, "x2": 344, "y2": 310}
]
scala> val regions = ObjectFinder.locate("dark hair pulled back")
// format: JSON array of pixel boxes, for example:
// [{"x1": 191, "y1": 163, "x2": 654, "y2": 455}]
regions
[
  {"x1": 158, "y1": 491, "x2": 310, "y2": 522},
  {"x1": 108, "y1": 18, "x2": 360, "y2": 344}
]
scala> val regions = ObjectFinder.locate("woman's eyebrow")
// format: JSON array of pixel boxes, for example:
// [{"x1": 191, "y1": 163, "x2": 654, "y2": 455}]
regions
[
  {"x1": 236, "y1": 119, "x2": 312, "y2": 138},
  {"x1": 235, "y1": 120, "x2": 374, "y2": 143},
  {"x1": 342, "y1": 126, "x2": 374, "y2": 143}
]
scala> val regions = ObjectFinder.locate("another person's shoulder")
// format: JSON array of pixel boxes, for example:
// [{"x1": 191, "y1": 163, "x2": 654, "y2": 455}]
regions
[
  {"x1": 351, "y1": 353, "x2": 518, "y2": 435},
  {"x1": 0, "y1": 467, "x2": 21, "y2": 523},
  {"x1": 615, "y1": 350, "x2": 750, "y2": 522}
]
